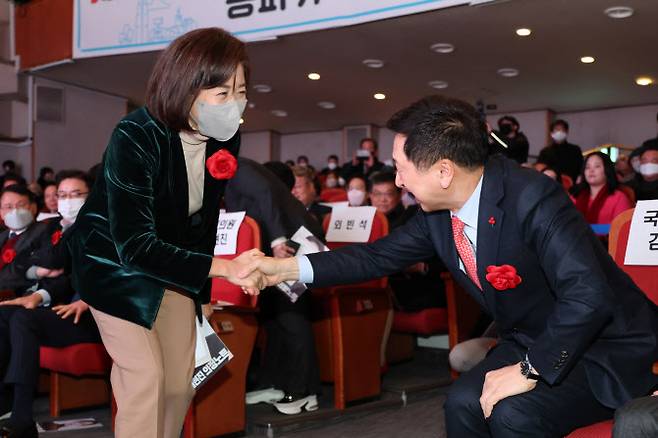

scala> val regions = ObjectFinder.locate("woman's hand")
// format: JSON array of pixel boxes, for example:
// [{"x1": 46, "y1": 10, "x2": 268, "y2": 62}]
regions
[
  {"x1": 210, "y1": 249, "x2": 266, "y2": 295},
  {"x1": 53, "y1": 300, "x2": 89, "y2": 324}
]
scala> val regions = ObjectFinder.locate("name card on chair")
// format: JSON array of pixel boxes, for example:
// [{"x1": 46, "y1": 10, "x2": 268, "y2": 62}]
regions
[
  {"x1": 214, "y1": 211, "x2": 246, "y2": 255},
  {"x1": 326, "y1": 206, "x2": 377, "y2": 243},
  {"x1": 625, "y1": 200, "x2": 658, "y2": 265}
]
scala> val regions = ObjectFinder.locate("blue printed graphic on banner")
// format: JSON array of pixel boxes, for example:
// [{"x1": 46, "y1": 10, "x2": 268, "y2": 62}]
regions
[{"x1": 118, "y1": 0, "x2": 196, "y2": 45}]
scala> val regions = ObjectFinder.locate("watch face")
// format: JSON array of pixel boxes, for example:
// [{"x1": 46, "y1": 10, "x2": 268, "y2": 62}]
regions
[{"x1": 520, "y1": 361, "x2": 530, "y2": 376}]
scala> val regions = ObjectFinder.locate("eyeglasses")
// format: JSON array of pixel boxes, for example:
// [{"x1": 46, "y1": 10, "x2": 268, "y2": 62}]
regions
[
  {"x1": 0, "y1": 201, "x2": 29, "y2": 212},
  {"x1": 56, "y1": 191, "x2": 89, "y2": 200}
]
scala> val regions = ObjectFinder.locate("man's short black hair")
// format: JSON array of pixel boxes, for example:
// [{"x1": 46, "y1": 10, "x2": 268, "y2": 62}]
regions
[
  {"x1": 498, "y1": 115, "x2": 519, "y2": 127},
  {"x1": 328, "y1": 154, "x2": 339, "y2": 161},
  {"x1": 386, "y1": 95, "x2": 488, "y2": 170},
  {"x1": 360, "y1": 138, "x2": 378, "y2": 150},
  {"x1": 1, "y1": 184, "x2": 36, "y2": 204},
  {"x1": 55, "y1": 169, "x2": 91, "y2": 189},
  {"x1": 2, "y1": 160, "x2": 16, "y2": 171},
  {"x1": 550, "y1": 119, "x2": 570, "y2": 132},
  {"x1": 368, "y1": 171, "x2": 399, "y2": 193}
]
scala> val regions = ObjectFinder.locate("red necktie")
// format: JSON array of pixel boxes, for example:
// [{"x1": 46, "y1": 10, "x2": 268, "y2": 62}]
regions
[{"x1": 451, "y1": 216, "x2": 482, "y2": 290}]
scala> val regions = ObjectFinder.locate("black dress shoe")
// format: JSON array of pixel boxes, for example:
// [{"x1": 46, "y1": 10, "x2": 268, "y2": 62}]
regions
[{"x1": 1, "y1": 420, "x2": 37, "y2": 438}]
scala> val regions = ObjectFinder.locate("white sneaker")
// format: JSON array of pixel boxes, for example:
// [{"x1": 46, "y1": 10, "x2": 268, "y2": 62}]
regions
[
  {"x1": 273, "y1": 394, "x2": 319, "y2": 415},
  {"x1": 246, "y1": 388, "x2": 285, "y2": 405}
]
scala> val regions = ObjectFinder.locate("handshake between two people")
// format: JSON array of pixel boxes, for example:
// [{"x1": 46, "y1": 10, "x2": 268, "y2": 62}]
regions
[{"x1": 209, "y1": 248, "x2": 300, "y2": 296}]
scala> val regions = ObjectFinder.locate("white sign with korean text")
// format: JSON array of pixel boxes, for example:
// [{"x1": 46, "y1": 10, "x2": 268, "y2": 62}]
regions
[
  {"x1": 214, "y1": 211, "x2": 246, "y2": 255},
  {"x1": 624, "y1": 200, "x2": 658, "y2": 266},
  {"x1": 325, "y1": 206, "x2": 376, "y2": 243},
  {"x1": 73, "y1": 0, "x2": 469, "y2": 58}
]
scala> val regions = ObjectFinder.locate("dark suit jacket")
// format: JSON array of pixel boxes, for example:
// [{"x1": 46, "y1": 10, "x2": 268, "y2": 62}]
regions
[
  {"x1": 307, "y1": 155, "x2": 658, "y2": 408},
  {"x1": 224, "y1": 158, "x2": 324, "y2": 249},
  {"x1": 70, "y1": 107, "x2": 240, "y2": 328},
  {"x1": 0, "y1": 221, "x2": 50, "y2": 294}
]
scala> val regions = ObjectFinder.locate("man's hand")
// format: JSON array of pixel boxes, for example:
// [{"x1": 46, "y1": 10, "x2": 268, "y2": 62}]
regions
[
  {"x1": 239, "y1": 256, "x2": 300, "y2": 287},
  {"x1": 480, "y1": 363, "x2": 537, "y2": 418},
  {"x1": 0, "y1": 293, "x2": 43, "y2": 309},
  {"x1": 36, "y1": 267, "x2": 64, "y2": 278},
  {"x1": 212, "y1": 249, "x2": 266, "y2": 295},
  {"x1": 53, "y1": 300, "x2": 89, "y2": 324},
  {"x1": 272, "y1": 243, "x2": 296, "y2": 259}
]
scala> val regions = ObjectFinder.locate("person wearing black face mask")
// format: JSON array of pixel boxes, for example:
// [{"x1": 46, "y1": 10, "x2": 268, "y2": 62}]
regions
[{"x1": 492, "y1": 116, "x2": 529, "y2": 164}]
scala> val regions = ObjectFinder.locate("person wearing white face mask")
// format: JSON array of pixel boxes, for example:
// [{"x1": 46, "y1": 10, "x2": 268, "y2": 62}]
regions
[
  {"x1": 346, "y1": 175, "x2": 369, "y2": 207},
  {"x1": 320, "y1": 154, "x2": 341, "y2": 177},
  {"x1": 68, "y1": 28, "x2": 267, "y2": 438},
  {"x1": 628, "y1": 145, "x2": 658, "y2": 201},
  {"x1": 537, "y1": 119, "x2": 583, "y2": 182}
]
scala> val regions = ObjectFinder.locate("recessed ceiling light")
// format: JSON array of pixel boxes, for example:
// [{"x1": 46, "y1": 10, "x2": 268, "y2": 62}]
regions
[
  {"x1": 635, "y1": 76, "x2": 654, "y2": 86},
  {"x1": 428, "y1": 80, "x2": 449, "y2": 89},
  {"x1": 271, "y1": 110, "x2": 288, "y2": 117},
  {"x1": 374, "y1": 93, "x2": 386, "y2": 100},
  {"x1": 515, "y1": 28, "x2": 532, "y2": 37},
  {"x1": 604, "y1": 6, "x2": 634, "y2": 19},
  {"x1": 430, "y1": 43, "x2": 454, "y2": 54},
  {"x1": 580, "y1": 56, "x2": 595, "y2": 64},
  {"x1": 362, "y1": 59, "x2": 385, "y2": 69},
  {"x1": 317, "y1": 101, "x2": 336, "y2": 109},
  {"x1": 307, "y1": 72, "x2": 321, "y2": 80},
  {"x1": 497, "y1": 68, "x2": 519, "y2": 78},
  {"x1": 253, "y1": 84, "x2": 272, "y2": 93},
  {"x1": 239, "y1": 118, "x2": 245, "y2": 124}
]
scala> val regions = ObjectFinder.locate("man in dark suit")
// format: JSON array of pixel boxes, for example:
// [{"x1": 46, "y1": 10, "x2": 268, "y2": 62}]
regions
[
  {"x1": 247, "y1": 96, "x2": 658, "y2": 437},
  {"x1": 290, "y1": 165, "x2": 331, "y2": 224}
]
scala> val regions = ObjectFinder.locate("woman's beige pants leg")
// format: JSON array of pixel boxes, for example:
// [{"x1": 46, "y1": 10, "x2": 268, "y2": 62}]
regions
[{"x1": 90, "y1": 290, "x2": 196, "y2": 438}]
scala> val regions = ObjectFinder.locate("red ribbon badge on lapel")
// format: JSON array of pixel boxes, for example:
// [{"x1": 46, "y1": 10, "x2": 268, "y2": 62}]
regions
[
  {"x1": 1, "y1": 248, "x2": 16, "y2": 264},
  {"x1": 485, "y1": 264, "x2": 522, "y2": 291},
  {"x1": 51, "y1": 230, "x2": 63, "y2": 246},
  {"x1": 206, "y1": 149, "x2": 238, "y2": 180}
]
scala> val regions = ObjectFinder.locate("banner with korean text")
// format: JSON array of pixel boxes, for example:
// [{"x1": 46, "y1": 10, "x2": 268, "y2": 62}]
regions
[{"x1": 74, "y1": 0, "x2": 469, "y2": 58}]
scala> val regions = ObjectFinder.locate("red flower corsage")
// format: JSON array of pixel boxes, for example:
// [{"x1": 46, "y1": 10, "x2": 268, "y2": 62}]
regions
[
  {"x1": 488, "y1": 216, "x2": 496, "y2": 226},
  {"x1": 485, "y1": 264, "x2": 522, "y2": 291},
  {"x1": 2, "y1": 248, "x2": 16, "y2": 264},
  {"x1": 51, "y1": 230, "x2": 63, "y2": 246},
  {"x1": 206, "y1": 149, "x2": 238, "y2": 180}
]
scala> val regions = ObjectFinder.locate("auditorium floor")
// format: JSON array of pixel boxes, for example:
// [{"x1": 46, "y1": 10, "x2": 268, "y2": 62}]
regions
[{"x1": 33, "y1": 348, "x2": 451, "y2": 437}]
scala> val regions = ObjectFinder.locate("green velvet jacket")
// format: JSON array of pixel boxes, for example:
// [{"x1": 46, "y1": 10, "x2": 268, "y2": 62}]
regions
[{"x1": 70, "y1": 107, "x2": 240, "y2": 329}]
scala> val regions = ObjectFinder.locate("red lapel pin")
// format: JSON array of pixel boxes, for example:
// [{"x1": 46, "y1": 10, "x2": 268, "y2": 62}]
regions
[{"x1": 488, "y1": 216, "x2": 496, "y2": 227}]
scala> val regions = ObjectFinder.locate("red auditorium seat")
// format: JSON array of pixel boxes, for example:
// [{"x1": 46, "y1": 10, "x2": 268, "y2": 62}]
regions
[
  {"x1": 320, "y1": 188, "x2": 347, "y2": 202},
  {"x1": 392, "y1": 308, "x2": 448, "y2": 336},
  {"x1": 567, "y1": 208, "x2": 658, "y2": 438},
  {"x1": 40, "y1": 343, "x2": 112, "y2": 417}
]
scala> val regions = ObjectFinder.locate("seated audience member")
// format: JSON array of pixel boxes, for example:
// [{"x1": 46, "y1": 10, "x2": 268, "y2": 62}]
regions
[
  {"x1": 0, "y1": 186, "x2": 50, "y2": 295},
  {"x1": 628, "y1": 144, "x2": 658, "y2": 200},
  {"x1": 0, "y1": 170, "x2": 99, "y2": 438},
  {"x1": 320, "y1": 154, "x2": 341, "y2": 176},
  {"x1": 346, "y1": 175, "x2": 369, "y2": 207},
  {"x1": 322, "y1": 170, "x2": 340, "y2": 190},
  {"x1": 612, "y1": 390, "x2": 658, "y2": 438},
  {"x1": 291, "y1": 166, "x2": 331, "y2": 223},
  {"x1": 368, "y1": 171, "x2": 416, "y2": 229},
  {"x1": 224, "y1": 158, "x2": 323, "y2": 415},
  {"x1": 572, "y1": 152, "x2": 632, "y2": 224},
  {"x1": 537, "y1": 119, "x2": 584, "y2": 181},
  {"x1": 615, "y1": 154, "x2": 636, "y2": 183},
  {"x1": 341, "y1": 138, "x2": 385, "y2": 181},
  {"x1": 1, "y1": 175, "x2": 26, "y2": 190},
  {"x1": 493, "y1": 116, "x2": 530, "y2": 164},
  {"x1": 0, "y1": 162, "x2": 16, "y2": 188},
  {"x1": 36, "y1": 167, "x2": 54, "y2": 192},
  {"x1": 264, "y1": 161, "x2": 295, "y2": 191},
  {"x1": 284, "y1": 159, "x2": 295, "y2": 168},
  {"x1": 41, "y1": 183, "x2": 58, "y2": 215}
]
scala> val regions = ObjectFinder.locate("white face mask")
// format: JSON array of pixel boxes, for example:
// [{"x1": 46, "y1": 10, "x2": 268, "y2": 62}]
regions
[
  {"x1": 639, "y1": 163, "x2": 658, "y2": 177},
  {"x1": 325, "y1": 178, "x2": 338, "y2": 188},
  {"x1": 401, "y1": 191, "x2": 417, "y2": 208},
  {"x1": 631, "y1": 158, "x2": 642, "y2": 173},
  {"x1": 551, "y1": 131, "x2": 568, "y2": 143},
  {"x1": 347, "y1": 189, "x2": 366, "y2": 206},
  {"x1": 4, "y1": 208, "x2": 34, "y2": 231},
  {"x1": 194, "y1": 99, "x2": 247, "y2": 141},
  {"x1": 327, "y1": 162, "x2": 337, "y2": 170},
  {"x1": 58, "y1": 198, "x2": 86, "y2": 223}
]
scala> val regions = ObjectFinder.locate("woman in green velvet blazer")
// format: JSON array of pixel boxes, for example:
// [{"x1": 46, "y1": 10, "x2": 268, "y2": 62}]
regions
[{"x1": 69, "y1": 28, "x2": 264, "y2": 438}]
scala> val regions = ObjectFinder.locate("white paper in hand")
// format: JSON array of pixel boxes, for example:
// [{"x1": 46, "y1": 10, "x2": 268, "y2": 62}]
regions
[
  {"x1": 325, "y1": 206, "x2": 377, "y2": 243},
  {"x1": 192, "y1": 317, "x2": 233, "y2": 390},
  {"x1": 214, "y1": 211, "x2": 246, "y2": 255},
  {"x1": 624, "y1": 200, "x2": 658, "y2": 266}
]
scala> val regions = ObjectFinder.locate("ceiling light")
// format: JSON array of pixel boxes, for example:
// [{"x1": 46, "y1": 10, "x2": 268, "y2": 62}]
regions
[
  {"x1": 580, "y1": 56, "x2": 595, "y2": 64},
  {"x1": 604, "y1": 6, "x2": 634, "y2": 19},
  {"x1": 430, "y1": 43, "x2": 454, "y2": 54},
  {"x1": 307, "y1": 72, "x2": 321, "y2": 80},
  {"x1": 253, "y1": 84, "x2": 272, "y2": 93},
  {"x1": 428, "y1": 80, "x2": 449, "y2": 89},
  {"x1": 239, "y1": 118, "x2": 245, "y2": 124},
  {"x1": 247, "y1": 102, "x2": 256, "y2": 109},
  {"x1": 497, "y1": 68, "x2": 519, "y2": 78},
  {"x1": 271, "y1": 110, "x2": 288, "y2": 117},
  {"x1": 362, "y1": 59, "x2": 385, "y2": 69},
  {"x1": 373, "y1": 93, "x2": 386, "y2": 100},
  {"x1": 317, "y1": 101, "x2": 336, "y2": 109},
  {"x1": 515, "y1": 28, "x2": 531, "y2": 37},
  {"x1": 635, "y1": 77, "x2": 654, "y2": 86}
]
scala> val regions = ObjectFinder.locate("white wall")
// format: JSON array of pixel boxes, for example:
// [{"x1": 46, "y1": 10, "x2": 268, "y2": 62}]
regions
[
  {"x1": 279, "y1": 130, "x2": 342, "y2": 169},
  {"x1": 33, "y1": 78, "x2": 127, "y2": 178},
  {"x1": 240, "y1": 131, "x2": 272, "y2": 163},
  {"x1": 556, "y1": 104, "x2": 658, "y2": 151}
]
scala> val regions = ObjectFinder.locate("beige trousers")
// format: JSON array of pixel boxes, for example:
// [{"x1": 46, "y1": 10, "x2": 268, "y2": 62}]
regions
[{"x1": 90, "y1": 290, "x2": 196, "y2": 438}]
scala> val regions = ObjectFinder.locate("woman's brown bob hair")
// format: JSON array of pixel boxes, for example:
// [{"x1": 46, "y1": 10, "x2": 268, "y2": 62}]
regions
[{"x1": 146, "y1": 27, "x2": 249, "y2": 132}]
